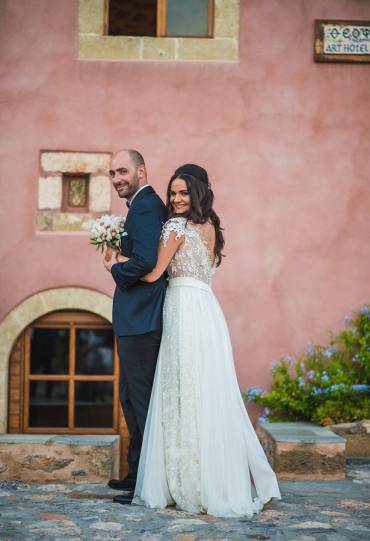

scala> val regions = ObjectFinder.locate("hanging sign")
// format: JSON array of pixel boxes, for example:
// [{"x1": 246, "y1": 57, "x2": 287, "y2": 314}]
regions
[{"x1": 315, "y1": 20, "x2": 370, "y2": 63}]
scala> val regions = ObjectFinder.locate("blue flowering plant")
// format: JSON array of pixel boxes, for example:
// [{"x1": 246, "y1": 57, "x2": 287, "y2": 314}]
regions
[{"x1": 244, "y1": 306, "x2": 370, "y2": 426}]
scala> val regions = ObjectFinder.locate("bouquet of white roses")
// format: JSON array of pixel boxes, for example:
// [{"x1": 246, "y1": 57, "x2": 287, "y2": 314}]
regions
[{"x1": 90, "y1": 214, "x2": 125, "y2": 260}]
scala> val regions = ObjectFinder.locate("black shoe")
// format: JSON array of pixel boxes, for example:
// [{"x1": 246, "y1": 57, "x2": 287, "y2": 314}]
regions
[
  {"x1": 108, "y1": 477, "x2": 136, "y2": 491},
  {"x1": 113, "y1": 493, "x2": 133, "y2": 505}
]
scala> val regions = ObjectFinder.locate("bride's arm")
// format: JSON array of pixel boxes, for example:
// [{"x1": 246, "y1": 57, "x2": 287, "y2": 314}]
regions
[
  {"x1": 105, "y1": 231, "x2": 183, "y2": 281},
  {"x1": 142, "y1": 232, "x2": 183, "y2": 282}
]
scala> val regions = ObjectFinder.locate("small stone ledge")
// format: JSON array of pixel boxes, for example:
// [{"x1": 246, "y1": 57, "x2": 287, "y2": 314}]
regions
[
  {"x1": 0, "y1": 434, "x2": 120, "y2": 483},
  {"x1": 0, "y1": 434, "x2": 117, "y2": 446},
  {"x1": 256, "y1": 422, "x2": 346, "y2": 480}
]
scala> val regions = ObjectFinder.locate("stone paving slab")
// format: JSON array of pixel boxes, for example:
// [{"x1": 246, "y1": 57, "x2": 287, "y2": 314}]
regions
[{"x1": 0, "y1": 460, "x2": 369, "y2": 541}]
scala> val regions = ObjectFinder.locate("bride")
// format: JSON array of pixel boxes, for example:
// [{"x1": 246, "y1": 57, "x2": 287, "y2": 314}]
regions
[{"x1": 117, "y1": 171, "x2": 280, "y2": 517}]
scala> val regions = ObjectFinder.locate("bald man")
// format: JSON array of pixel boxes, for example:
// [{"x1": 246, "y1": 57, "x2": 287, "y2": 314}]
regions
[{"x1": 104, "y1": 150, "x2": 167, "y2": 505}]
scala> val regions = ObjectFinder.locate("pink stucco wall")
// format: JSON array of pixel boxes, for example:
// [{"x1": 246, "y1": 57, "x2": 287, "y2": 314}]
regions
[{"x1": 1, "y1": 0, "x2": 370, "y2": 390}]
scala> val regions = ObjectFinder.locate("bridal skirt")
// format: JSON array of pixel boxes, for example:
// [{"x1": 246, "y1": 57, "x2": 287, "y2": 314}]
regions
[{"x1": 133, "y1": 277, "x2": 281, "y2": 517}]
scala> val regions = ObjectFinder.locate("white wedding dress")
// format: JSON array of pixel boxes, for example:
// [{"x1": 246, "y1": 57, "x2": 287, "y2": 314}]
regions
[{"x1": 133, "y1": 217, "x2": 281, "y2": 517}]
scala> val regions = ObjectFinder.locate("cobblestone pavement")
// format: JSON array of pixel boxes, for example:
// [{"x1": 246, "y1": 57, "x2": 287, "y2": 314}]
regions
[{"x1": 0, "y1": 461, "x2": 369, "y2": 541}]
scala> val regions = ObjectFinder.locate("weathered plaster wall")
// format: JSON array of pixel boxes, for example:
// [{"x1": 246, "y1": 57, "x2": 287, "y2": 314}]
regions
[{"x1": 1, "y1": 0, "x2": 369, "y2": 390}]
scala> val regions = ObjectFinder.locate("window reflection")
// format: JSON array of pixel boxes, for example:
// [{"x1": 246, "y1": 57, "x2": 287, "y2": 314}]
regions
[
  {"x1": 75, "y1": 381, "x2": 113, "y2": 427},
  {"x1": 167, "y1": 0, "x2": 210, "y2": 37},
  {"x1": 75, "y1": 329, "x2": 114, "y2": 375},
  {"x1": 108, "y1": 0, "x2": 157, "y2": 36},
  {"x1": 30, "y1": 328, "x2": 69, "y2": 374},
  {"x1": 29, "y1": 381, "x2": 68, "y2": 427}
]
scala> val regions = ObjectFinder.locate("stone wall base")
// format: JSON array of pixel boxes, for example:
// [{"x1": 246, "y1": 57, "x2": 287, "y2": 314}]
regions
[
  {"x1": 256, "y1": 422, "x2": 346, "y2": 481},
  {"x1": 0, "y1": 435, "x2": 120, "y2": 483}
]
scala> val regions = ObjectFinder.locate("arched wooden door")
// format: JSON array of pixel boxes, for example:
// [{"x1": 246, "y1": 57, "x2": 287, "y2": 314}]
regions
[{"x1": 7, "y1": 310, "x2": 128, "y2": 477}]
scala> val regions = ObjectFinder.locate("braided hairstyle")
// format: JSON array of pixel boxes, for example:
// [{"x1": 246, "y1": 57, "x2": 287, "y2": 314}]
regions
[{"x1": 166, "y1": 172, "x2": 225, "y2": 266}]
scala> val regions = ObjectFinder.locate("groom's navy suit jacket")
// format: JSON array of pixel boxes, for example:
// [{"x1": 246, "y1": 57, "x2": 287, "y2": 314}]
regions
[{"x1": 111, "y1": 186, "x2": 168, "y2": 337}]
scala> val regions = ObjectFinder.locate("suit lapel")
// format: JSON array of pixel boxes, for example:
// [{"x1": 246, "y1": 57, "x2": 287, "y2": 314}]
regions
[
  {"x1": 121, "y1": 186, "x2": 156, "y2": 254},
  {"x1": 129, "y1": 185, "x2": 155, "y2": 210}
]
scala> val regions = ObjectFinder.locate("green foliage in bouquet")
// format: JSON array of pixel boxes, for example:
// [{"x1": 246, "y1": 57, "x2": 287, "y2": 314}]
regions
[
  {"x1": 90, "y1": 214, "x2": 125, "y2": 253},
  {"x1": 244, "y1": 306, "x2": 370, "y2": 426}
]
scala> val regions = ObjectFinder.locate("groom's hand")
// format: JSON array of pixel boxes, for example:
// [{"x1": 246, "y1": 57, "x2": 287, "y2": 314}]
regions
[
  {"x1": 103, "y1": 256, "x2": 113, "y2": 273},
  {"x1": 103, "y1": 247, "x2": 116, "y2": 272}
]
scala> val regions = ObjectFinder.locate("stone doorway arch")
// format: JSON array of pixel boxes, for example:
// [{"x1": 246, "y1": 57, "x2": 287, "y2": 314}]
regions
[{"x1": 0, "y1": 288, "x2": 112, "y2": 433}]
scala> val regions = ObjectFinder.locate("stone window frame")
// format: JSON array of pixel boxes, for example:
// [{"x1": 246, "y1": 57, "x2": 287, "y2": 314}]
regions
[
  {"x1": 37, "y1": 151, "x2": 112, "y2": 233},
  {"x1": 79, "y1": 0, "x2": 239, "y2": 62},
  {"x1": 0, "y1": 288, "x2": 113, "y2": 433},
  {"x1": 1, "y1": 288, "x2": 130, "y2": 478}
]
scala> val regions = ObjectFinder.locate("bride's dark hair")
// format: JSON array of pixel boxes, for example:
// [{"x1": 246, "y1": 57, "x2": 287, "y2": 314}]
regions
[{"x1": 166, "y1": 173, "x2": 225, "y2": 266}]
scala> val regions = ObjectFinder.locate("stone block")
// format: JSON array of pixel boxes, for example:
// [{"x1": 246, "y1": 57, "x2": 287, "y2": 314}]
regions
[
  {"x1": 0, "y1": 434, "x2": 120, "y2": 483},
  {"x1": 11, "y1": 294, "x2": 47, "y2": 330},
  {"x1": 329, "y1": 420, "x2": 370, "y2": 458},
  {"x1": 256, "y1": 422, "x2": 346, "y2": 480},
  {"x1": 89, "y1": 175, "x2": 111, "y2": 212},
  {"x1": 39, "y1": 288, "x2": 112, "y2": 322},
  {"x1": 0, "y1": 315, "x2": 23, "y2": 356},
  {"x1": 79, "y1": 35, "x2": 141, "y2": 61},
  {"x1": 52, "y1": 212, "x2": 93, "y2": 232},
  {"x1": 41, "y1": 152, "x2": 111, "y2": 175},
  {"x1": 0, "y1": 398, "x2": 6, "y2": 433},
  {"x1": 214, "y1": 0, "x2": 240, "y2": 39},
  {"x1": 78, "y1": 0, "x2": 105, "y2": 35},
  {"x1": 177, "y1": 38, "x2": 238, "y2": 62},
  {"x1": 36, "y1": 211, "x2": 53, "y2": 231},
  {"x1": 38, "y1": 176, "x2": 62, "y2": 209},
  {"x1": 142, "y1": 37, "x2": 176, "y2": 60}
]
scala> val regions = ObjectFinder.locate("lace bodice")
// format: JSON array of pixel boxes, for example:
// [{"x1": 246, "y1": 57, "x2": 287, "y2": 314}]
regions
[{"x1": 161, "y1": 217, "x2": 215, "y2": 285}]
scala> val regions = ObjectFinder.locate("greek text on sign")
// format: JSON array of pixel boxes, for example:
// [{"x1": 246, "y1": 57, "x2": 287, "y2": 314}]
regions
[{"x1": 324, "y1": 24, "x2": 370, "y2": 55}]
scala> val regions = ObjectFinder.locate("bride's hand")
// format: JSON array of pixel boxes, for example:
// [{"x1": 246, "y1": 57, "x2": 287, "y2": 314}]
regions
[
  {"x1": 103, "y1": 247, "x2": 128, "y2": 273},
  {"x1": 115, "y1": 251, "x2": 129, "y2": 263}
]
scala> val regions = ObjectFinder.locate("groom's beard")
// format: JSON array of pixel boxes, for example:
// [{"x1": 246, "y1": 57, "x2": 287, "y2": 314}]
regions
[{"x1": 116, "y1": 172, "x2": 140, "y2": 199}]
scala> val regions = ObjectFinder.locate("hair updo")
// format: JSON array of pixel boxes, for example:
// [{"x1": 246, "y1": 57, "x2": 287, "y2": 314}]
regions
[
  {"x1": 166, "y1": 172, "x2": 225, "y2": 266},
  {"x1": 173, "y1": 163, "x2": 209, "y2": 186}
]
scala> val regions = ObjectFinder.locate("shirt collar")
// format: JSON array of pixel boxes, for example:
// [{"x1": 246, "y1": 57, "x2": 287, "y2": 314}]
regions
[{"x1": 127, "y1": 184, "x2": 150, "y2": 208}]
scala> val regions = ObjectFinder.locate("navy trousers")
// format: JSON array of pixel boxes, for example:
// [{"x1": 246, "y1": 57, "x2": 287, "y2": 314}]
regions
[{"x1": 117, "y1": 329, "x2": 162, "y2": 480}]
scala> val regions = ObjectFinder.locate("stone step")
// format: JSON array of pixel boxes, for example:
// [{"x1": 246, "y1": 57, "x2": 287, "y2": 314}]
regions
[
  {"x1": 256, "y1": 421, "x2": 346, "y2": 480},
  {"x1": 0, "y1": 434, "x2": 120, "y2": 483}
]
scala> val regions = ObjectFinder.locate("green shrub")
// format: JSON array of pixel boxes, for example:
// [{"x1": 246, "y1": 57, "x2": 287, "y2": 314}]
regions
[{"x1": 244, "y1": 306, "x2": 370, "y2": 426}]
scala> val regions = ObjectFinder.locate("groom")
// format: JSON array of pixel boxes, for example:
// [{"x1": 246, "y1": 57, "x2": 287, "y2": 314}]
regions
[{"x1": 104, "y1": 149, "x2": 167, "y2": 505}]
